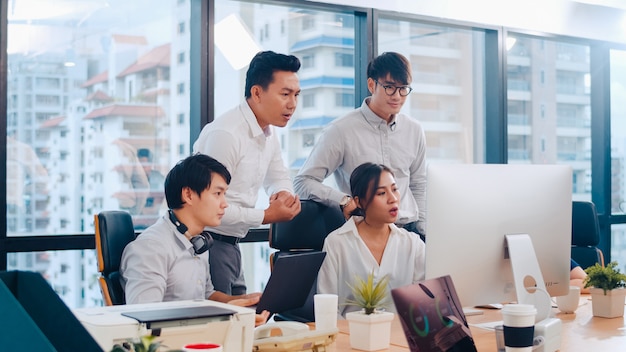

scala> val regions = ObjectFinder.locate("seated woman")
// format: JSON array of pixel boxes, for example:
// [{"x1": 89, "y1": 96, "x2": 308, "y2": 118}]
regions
[{"x1": 317, "y1": 162, "x2": 426, "y2": 318}]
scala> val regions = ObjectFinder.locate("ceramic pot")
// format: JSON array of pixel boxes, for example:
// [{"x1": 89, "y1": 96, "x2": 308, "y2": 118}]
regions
[
  {"x1": 589, "y1": 287, "x2": 626, "y2": 318},
  {"x1": 345, "y1": 310, "x2": 394, "y2": 351}
]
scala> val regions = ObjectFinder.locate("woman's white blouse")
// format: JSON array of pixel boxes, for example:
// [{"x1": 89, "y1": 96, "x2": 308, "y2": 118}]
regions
[{"x1": 317, "y1": 217, "x2": 426, "y2": 317}]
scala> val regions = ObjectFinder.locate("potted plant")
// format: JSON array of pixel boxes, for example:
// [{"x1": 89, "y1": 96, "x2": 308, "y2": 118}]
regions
[
  {"x1": 584, "y1": 261, "x2": 626, "y2": 318},
  {"x1": 344, "y1": 271, "x2": 394, "y2": 351},
  {"x1": 110, "y1": 335, "x2": 183, "y2": 352}
]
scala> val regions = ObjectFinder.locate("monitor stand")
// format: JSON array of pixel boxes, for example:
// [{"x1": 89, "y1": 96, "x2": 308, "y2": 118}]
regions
[{"x1": 505, "y1": 233, "x2": 552, "y2": 322}]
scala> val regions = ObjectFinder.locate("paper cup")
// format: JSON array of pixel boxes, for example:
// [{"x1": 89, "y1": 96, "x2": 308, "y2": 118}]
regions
[
  {"x1": 314, "y1": 293, "x2": 338, "y2": 330},
  {"x1": 501, "y1": 304, "x2": 536, "y2": 352},
  {"x1": 182, "y1": 343, "x2": 222, "y2": 352},
  {"x1": 556, "y1": 286, "x2": 581, "y2": 314}
]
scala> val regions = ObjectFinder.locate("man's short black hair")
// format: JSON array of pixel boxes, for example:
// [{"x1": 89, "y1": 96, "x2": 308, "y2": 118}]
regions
[
  {"x1": 164, "y1": 154, "x2": 231, "y2": 209},
  {"x1": 367, "y1": 52, "x2": 412, "y2": 85},
  {"x1": 244, "y1": 50, "x2": 301, "y2": 99}
]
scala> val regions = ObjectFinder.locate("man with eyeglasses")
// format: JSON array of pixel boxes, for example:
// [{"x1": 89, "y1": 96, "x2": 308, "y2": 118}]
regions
[{"x1": 294, "y1": 52, "x2": 427, "y2": 240}]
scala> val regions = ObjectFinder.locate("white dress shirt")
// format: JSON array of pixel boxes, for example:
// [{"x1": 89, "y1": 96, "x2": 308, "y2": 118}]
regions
[
  {"x1": 120, "y1": 216, "x2": 216, "y2": 304},
  {"x1": 193, "y1": 101, "x2": 293, "y2": 238},
  {"x1": 317, "y1": 217, "x2": 426, "y2": 317}
]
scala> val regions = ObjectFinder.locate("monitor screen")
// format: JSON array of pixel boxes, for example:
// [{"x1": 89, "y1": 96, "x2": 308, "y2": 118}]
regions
[{"x1": 425, "y1": 164, "x2": 572, "y2": 309}]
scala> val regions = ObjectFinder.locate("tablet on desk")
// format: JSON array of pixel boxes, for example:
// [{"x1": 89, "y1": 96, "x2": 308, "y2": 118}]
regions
[{"x1": 255, "y1": 251, "x2": 326, "y2": 315}]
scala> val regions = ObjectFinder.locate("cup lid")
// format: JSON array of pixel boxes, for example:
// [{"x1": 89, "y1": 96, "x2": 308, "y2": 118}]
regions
[{"x1": 502, "y1": 303, "x2": 536, "y2": 316}]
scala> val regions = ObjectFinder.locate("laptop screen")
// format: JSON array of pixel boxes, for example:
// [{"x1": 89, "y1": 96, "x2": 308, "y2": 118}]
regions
[
  {"x1": 255, "y1": 251, "x2": 326, "y2": 315},
  {"x1": 391, "y1": 275, "x2": 477, "y2": 352}
]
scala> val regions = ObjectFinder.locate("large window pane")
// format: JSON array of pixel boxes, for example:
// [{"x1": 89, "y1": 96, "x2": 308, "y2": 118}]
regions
[
  {"x1": 610, "y1": 49, "x2": 626, "y2": 266},
  {"x1": 7, "y1": 0, "x2": 190, "y2": 307},
  {"x1": 7, "y1": 250, "x2": 100, "y2": 308},
  {"x1": 377, "y1": 18, "x2": 487, "y2": 163},
  {"x1": 506, "y1": 36, "x2": 591, "y2": 199},
  {"x1": 214, "y1": 0, "x2": 357, "y2": 292}
]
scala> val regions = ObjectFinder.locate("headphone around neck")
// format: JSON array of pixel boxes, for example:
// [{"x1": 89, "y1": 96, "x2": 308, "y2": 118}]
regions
[{"x1": 168, "y1": 210, "x2": 213, "y2": 255}]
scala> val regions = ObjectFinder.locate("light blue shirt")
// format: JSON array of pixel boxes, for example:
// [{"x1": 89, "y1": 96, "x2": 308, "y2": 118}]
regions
[
  {"x1": 294, "y1": 98, "x2": 427, "y2": 228},
  {"x1": 120, "y1": 216, "x2": 216, "y2": 304}
]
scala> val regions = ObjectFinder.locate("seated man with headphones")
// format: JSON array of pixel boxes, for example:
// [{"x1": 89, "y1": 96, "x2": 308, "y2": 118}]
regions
[{"x1": 120, "y1": 153, "x2": 269, "y2": 325}]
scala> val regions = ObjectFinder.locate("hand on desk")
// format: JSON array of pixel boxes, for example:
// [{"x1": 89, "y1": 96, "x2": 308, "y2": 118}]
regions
[
  {"x1": 227, "y1": 292, "x2": 269, "y2": 326},
  {"x1": 228, "y1": 292, "x2": 262, "y2": 307}
]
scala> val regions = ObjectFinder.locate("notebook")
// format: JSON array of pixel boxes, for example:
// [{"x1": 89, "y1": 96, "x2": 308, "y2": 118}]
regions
[
  {"x1": 255, "y1": 251, "x2": 326, "y2": 315},
  {"x1": 391, "y1": 275, "x2": 477, "y2": 352}
]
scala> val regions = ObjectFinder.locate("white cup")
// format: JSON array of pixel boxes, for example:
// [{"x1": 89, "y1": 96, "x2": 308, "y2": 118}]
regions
[
  {"x1": 501, "y1": 304, "x2": 536, "y2": 352},
  {"x1": 556, "y1": 285, "x2": 581, "y2": 314},
  {"x1": 314, "y1": 293, "x2": 338, "y2": 330},
  {"x1": 182, "y1": 343, "x2": 222, "y2": 352}
]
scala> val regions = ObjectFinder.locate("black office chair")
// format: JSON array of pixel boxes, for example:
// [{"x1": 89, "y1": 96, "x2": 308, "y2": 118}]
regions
[
  {"x1": 268, "y1": 199, "x2": 346, "y2": 322},
  {"x1": 571, "y1": 201, "x2": 605, "y2": 270},
  {"x1": 94, "y1": 210, "x2": 136, "y2": 306}
]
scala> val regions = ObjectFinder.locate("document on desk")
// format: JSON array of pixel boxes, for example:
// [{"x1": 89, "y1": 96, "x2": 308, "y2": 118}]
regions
[{"x1": 470, "y1": 320, "x2": 504, "y2": 331}]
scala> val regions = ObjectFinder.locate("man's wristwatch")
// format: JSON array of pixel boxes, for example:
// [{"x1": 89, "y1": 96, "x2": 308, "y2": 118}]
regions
[{"x1": 339, "y1": 195, "x2": 352, "y2": 210}]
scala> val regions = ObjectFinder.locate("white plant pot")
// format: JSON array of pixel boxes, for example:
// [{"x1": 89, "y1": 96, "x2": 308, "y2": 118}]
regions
[
  {"x1": 589, "y1": 287, "x2": 626, "y2": 318},
  {"x1": 345, "y1": 310, "x2": 394, "y2": 351}
]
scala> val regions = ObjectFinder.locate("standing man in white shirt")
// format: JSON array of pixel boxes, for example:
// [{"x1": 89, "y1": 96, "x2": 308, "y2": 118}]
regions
[
  {"x1": 294, "y1": 52, "x2": 427, "y2": 240},
  {"x1": 193, "y1": 51, "x2": 301, "y2": 295}
]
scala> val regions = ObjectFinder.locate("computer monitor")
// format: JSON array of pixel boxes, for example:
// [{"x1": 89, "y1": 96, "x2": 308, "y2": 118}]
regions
[{"x1": 425, "y1": 164, "x2": 572, "y2": 315}]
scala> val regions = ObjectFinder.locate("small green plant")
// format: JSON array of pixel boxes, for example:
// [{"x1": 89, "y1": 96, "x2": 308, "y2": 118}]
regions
[
  {"x1": 345, "y1": 270, "x2": 390, "y2": 315},
  {"x1": 584, "y1": 261, "x2": 626, "y2": 295},
  {"x1": 110, "y1": 335, "x2": 182, "y2": 352}
]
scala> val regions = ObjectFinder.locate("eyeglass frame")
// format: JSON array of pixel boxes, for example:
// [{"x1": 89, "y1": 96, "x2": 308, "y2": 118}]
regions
[{"x1": 373, "y1": 79, "x2": 413, "y2": 97}]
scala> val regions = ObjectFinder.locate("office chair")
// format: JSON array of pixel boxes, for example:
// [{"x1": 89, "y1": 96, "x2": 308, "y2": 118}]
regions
[
  {"x1": 94, "y1": 210, "x2": 136, "y2": 305},
  {"x1": 268, "y1": 199, "x2": 345, "y2": 322},
  {"x1": 571, "y1": 201, "x2": 605, "y2": 270}
]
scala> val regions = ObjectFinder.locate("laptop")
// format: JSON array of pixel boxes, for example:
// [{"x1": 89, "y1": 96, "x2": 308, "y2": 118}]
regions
[
  {"x1": 391, "y1": 275, "x2": 477, "y2": 352},
  {"x1": 255, "y1": 251, "x2": 326, "y2": 315}
]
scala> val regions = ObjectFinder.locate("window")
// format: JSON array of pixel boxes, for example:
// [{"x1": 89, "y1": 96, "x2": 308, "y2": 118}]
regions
[
  {"x1": 177, "y1": 82, "x2": 185, "y2": 94},
  {"x1": 610, "y1": 49, "x2": 626, "y2": 265},
  {"x1": 302, "y1": 54, "x2": 315, "y2": 69},
  {"x1": 5, "y1": 0, "x2": 190, "y2": 308},
  {"x1": 378, "y1": 16, "x2": 487, "y2": 163},
  {"x1": 334, "y1": 92, "x2": 354, "y2": 107},
  {"x1": 303, "y1": 133, "x2": 315, "y2": 148},
  {"x1": 302, "y1": 93, "x2": 315, "y2": 108},
  {"x1": 214, "y1": 0, "x2": 357, "y2": 293},
  {"x1": 335, "y1": 52, "x2": 353, "y2": 68},
  {"x1": 178, "y1": 52, "x2": 185, "y2": 64},
  {"x1": 178, "y1": 113, "x2": 185, "y2": 124},
  {"x1": 506, "y1": 35, "x2": 590, "y2": 197}
]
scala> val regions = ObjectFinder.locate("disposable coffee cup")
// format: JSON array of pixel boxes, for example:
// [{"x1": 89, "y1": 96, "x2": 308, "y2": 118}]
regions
[
  {"x1": 182, "y1": 343, "x2": 222, "y2": 352},
  {"x1": 314, "y1": 293, "x2": 338, "y2": 330},
  {"x1": 556, "y1": 285, "x2": 581, "y2": 314},
  {"x1": 501, "y1": 304, "x2": 536, "y2": 352}
]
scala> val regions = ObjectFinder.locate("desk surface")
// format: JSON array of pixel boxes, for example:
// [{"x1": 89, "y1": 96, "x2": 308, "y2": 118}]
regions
[{"x1": 329, "y1": 295, "x2": 626, "y2": 351}]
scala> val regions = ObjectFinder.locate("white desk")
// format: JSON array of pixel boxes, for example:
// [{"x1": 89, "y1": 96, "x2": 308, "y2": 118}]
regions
[{"x1": 329, "y1": 295, "x2": 626, "y2": 351}]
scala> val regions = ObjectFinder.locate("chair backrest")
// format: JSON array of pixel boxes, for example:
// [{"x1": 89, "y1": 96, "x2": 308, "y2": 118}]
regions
[
  {"x1": 571, "y1": 201, "x2": 605, "y2": 269},
  {"x1": 269, "y1": 199, "x2": 345, "y2": 252},
  {"x1": 94, "y1": 210, "x2": 136, "y2": 305},
  {"x1": 267, "y1": 199, "x2": 345, "y2": 322}
]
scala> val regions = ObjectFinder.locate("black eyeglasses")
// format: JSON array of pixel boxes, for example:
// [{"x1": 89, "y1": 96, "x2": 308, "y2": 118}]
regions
[{"x1": 374, "y1": 80, "x2": 413, "y2": 97}]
